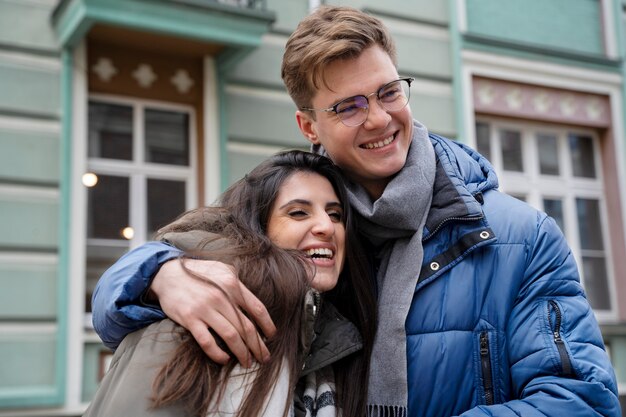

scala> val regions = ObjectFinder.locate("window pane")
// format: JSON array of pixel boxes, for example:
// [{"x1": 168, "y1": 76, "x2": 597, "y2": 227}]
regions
[
  {"x1": 88, "y1": 101, "x2": 133, "y2": 160},
  {"x1": 475, "y1": 122, "x2": 491, "y2": 161},
  {"x1": 537, "y1": 133, "x2": 559, "y2": 175},
  {"x1": 543, "y1": 198, "x2": 565, "y2": 233},
  {"x1": 500, "y1": 129, "x2": 523, "y2": 172},
  {"x1": 85, "y1": 242, "x2": 129, "y2": 314},
  {"x1": 582, "y1": 255, "x2": 610, "y2": 310},
  {"x1": 576, "y1": 198, "x2": 604, "y2": 250},
  {"x1": 87, "y1": 174, "x2": 130, "y2": 239},
  {"x1": 147, "y1": 178, "x2": 186, "y2": 238},
  {"x1": 569, "y1": 134, "x2": 596, "y2": 178},
  {"x1": 145, "y1": 109, "x2": 190, "y2": 166}
]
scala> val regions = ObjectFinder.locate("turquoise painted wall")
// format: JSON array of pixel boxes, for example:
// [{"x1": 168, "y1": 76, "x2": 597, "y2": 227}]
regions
[
  {"x1": 0, "y1": 1, "x2": 59, "y2": 52},
  {"x1": 0, "y1": 0, "x2": 63, "y2": 409},
  {"x1": 466, "y1": 0, "x2": 604, "y2": 56},
  {"x1": 0, "y1": 261, "x2": 57, "y2": 319},
  {"x1": 0, "y1": 129, "x2": 60, "y2": 185},
  {"x1": 0, "y1": 59, "x2": 60, "y2": 117},
  {"x1": 333, "y1": 0, "x2": 449, "y2": 24}
]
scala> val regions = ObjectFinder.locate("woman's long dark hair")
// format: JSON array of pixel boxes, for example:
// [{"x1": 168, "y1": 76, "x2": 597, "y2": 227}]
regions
[{"x1": 150, "y1": 150, "x2": 377, "y2": 417}]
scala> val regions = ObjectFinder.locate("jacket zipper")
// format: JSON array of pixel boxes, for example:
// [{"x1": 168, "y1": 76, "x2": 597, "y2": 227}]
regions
[
  {"x1": 547, "y1": 300, "x2": 573, "y2": 377},
  {"x1": 312, "y1": 290, "x2": 321, "y2": 319},
  {"x1": 479, "y1": 331, "x2": 495, "y2": 405},
  {"x1": 423, "y1": 214, "x2": 484, "y2": 242}
]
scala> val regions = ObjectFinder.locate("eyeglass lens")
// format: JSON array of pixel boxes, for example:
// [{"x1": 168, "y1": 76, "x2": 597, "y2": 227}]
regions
[{"x1": 335, "y1": 79, "x2": 411, "y2": 126}]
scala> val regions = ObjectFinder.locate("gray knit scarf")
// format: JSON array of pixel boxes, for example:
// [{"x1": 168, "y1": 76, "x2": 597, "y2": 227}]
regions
[{"x1": 313, "y1": 120, "x2": 435, "y2": 417}]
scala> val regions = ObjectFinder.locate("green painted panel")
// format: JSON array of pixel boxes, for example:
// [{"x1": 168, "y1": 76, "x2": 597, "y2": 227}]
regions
[
  {"x1": 266, "y1": 0, "x2": 309, "y2": 32},
  {"x1": 608, "y1": 336, "x2": 626, "y2": 383},
  {"x1": 0, "y1": 129, "x2": 60, "y2": 185},
  {"x1": 0, "y1": 331, "x2": 58, "y2": 407},
  {"x1": 226, "y1": 89, "x2": 304, "y2": 147},
  {"x1": 396, "y1": 33, "x2": 452, "y2": 79},
  {"x1": 229, "y1": 40, "x2": 285, "y2": 87},
  {"x1": 0, "y1": 60, "x2": 60, "y2": 117},
  {"x1": 0, "y1": 261, "x2": 57, "y2": 319},
  {"x1": 228, "y1": 150, "x2": 271, "y2": 185},
  {"x1": 466, "y1": 0, "x2": 604, "y2": 55},
  {"x1": 228, "y1": 144, "x2": 305, "y2": 185},
  {"x1": 410, "y1": 90, "x2": 456, "y2": 138},
  {"x1": 0, "y1": 1, "x2": 59, "y2": 51},
  {"x1": 0, "y1": 197, "x2": 58, "y2": 250},
  {"x1": 55, "y1": 0, "x2": 274, "y2": 48},
  {"x1": 82, "y1": 342, "x2": 110, "y2": 403},
  {"x1": 331, "y1": 0, "x2": 448, "y2": 24}
]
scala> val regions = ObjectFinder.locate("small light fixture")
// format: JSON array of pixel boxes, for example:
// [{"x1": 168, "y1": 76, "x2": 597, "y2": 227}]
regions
[
  {"x1": 82, "y1": 172, "x2": 98, "y2": 187},
  {"x1": 121, "y1": 227, "x2": 135, "y2": 240}
]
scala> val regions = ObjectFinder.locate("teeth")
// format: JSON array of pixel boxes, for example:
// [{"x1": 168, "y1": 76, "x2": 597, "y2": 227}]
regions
[
  {"x1": 306, "y1": 248, "x2": 333, "y2": 258},
  {"x1": 364, "y1": 136, "x2": 394, "y2": 149}
]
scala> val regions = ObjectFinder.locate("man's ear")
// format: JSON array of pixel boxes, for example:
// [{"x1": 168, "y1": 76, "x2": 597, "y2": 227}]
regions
[{"x1": 296, "y1": 110, "x2": 320, "y2": 145}]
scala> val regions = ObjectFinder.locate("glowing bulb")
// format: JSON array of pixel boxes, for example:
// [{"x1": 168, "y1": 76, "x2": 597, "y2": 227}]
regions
[
  {"x1": 121, "y1": 227, "x2": 134, "y2": 240},
  {"x1": 82, "y1": 172, "x2": 98, "y2": 187}
]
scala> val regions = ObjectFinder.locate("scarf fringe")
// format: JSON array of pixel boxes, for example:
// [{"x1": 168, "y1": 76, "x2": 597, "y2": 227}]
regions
[{"x1": 367, "y1": 405, "x2": 407, "y2": 417}]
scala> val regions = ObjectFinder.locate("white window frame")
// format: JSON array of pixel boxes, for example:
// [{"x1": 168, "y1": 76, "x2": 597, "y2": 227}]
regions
[
  {"x1": 476, "y1": 117, "x2": 617, "y2": 321},
  {"x1": 82, "y1": 94, "x2": 198, "y2": 341},
  {"x1": 86, "y1": 93, "x2": 197, "y2": 250}
]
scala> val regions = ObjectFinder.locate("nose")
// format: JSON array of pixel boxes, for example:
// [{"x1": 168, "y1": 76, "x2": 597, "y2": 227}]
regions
[
  {"x1": 363, "y1": 96, "x2": 391, "y2": 129},
  {"x1": 311, "y1": 213, "x2": 335, "y2": 238}
]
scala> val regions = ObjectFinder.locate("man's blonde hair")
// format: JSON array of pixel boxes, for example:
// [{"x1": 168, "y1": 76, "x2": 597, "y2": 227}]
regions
[{"x1": 281, "y1": 5, "x2": 397, "y2": 111}]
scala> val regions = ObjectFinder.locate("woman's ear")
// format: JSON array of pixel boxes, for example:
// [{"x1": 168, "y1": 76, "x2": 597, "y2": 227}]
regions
[{"x1": 296, "y1": 110, "x2": 320, "y2": 145}]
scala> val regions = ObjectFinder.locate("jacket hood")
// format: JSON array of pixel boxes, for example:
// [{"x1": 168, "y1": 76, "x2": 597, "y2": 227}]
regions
[
  {"x1": 423, "y1": 133, "x2": 499, "y2": 240},
  {"x1": 430, "y1": 133, "x2": 498, "y2": 198}
]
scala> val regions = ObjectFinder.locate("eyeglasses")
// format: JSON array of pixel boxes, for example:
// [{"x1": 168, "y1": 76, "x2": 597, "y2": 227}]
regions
[{"x1": 301, "y1": 77, "x2": 414, "y2": 127}]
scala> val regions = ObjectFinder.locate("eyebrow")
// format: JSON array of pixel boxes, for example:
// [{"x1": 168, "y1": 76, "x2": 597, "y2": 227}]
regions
[
  {"x1": 330, "y1": 78, "x2": 399, "y2": 105},
  {"x1": 326, "y1": 202, "x2": 343, "y2": 210},
  {"x1": 277, "y1": 199, "x2": 343, "y2": 210}
]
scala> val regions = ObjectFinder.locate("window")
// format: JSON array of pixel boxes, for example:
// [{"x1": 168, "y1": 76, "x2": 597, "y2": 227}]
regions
[
  {"x1": 84, "y1": 97, "x2": 195, "y2": 316},
  {"x1": 475, "y1": 120, "x2": 614, "y2": 317}
]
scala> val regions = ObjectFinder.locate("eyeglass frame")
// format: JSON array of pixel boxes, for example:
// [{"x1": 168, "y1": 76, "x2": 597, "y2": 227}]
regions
[{"x1": 300, "y1": 77, "x2": 414, "y2": 127}]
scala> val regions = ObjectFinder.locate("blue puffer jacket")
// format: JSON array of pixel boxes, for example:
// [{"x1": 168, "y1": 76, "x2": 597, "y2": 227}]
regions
[
  {"x1": 407, "y1": 134, "x2": 619, "y2": 416},
  {"x1": 92, "y1": 134, "x2": 620, "y2": 417}
]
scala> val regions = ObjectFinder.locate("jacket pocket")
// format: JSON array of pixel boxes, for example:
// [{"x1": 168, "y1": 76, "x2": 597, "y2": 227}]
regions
[
  {"x1": 546, "y1": 299, "x2": 575, "y2": 377},
  {"x1": 474, "y1": 328, "x2": 499, "y2": 406},
  {"x1": 479, "y1": 331, "x2": 495, "y2": 405}
]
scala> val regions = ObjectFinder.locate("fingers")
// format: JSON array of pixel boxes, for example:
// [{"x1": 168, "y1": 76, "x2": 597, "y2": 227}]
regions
[
  {"x1": 187, "y1": 321, "x2": 230, "y2": 365},
  {"x1": 211, "y1": 310, "x2": 269, "y2": 367},
  {"x1": 238, "y1": 283, "x2": 277, "y2": 340},
  {"x1": 187, "y1": 309, "x2": 269, "y2": 367},
  {"x1": 151, "y1": 258, "x2": 274, "y2": 367}
]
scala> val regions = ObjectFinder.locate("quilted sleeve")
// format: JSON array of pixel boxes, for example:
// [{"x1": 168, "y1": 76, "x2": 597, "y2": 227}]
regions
[{"x1": 91, "y1": 241, "x2": 182, "y2": 349}]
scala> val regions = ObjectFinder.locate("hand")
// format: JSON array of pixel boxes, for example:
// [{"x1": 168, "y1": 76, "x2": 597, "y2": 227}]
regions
[{"x1": 150, "y1": 258, "x2": 277, "y2": 367}]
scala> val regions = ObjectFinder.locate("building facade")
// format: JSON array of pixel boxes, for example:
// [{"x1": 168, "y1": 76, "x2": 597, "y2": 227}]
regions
[{"x1": 0, "y1": 0, "x2": 625, "y2": 415}]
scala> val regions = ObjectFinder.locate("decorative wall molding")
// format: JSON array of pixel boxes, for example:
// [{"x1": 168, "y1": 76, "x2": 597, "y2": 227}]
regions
[
  {"x1": 132, "y1": 63, "x2": 157, "y2": 88},
  {"x1": 91, "y1": 57, "x2": 117, "y2": 82},
  {"x1": 473, "y1": 76, "x2": 611, "y2": 128},
  {"x1": 87, "y1": 40, "x2": 202, "y2": 104},
  {"x1": 171, "y1": 69, "x2": 194, "y2": 94}
]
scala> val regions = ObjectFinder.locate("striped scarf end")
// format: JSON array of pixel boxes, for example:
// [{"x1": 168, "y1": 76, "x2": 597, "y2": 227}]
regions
[{"x1": 366, "y1": 405, "x2": 407, "y2": 417}]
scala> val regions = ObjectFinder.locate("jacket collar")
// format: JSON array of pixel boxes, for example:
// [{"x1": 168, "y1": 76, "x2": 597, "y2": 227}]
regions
[
  {"x1": 300, "y1": 299, "x2": 363, "y2": 376},
  {"x1": 422, "y1": 133, "x2": 498, "y2": 241}
]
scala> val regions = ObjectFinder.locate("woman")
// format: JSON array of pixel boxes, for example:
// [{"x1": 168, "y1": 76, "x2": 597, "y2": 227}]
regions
[{"x1": 84, "y1": 150, "x2": 376, "y2": 417}]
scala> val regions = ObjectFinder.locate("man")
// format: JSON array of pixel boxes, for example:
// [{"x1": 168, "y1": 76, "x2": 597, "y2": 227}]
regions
[{"x1": 93, "y1": 5, "x2": 620, "y2": 417}]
